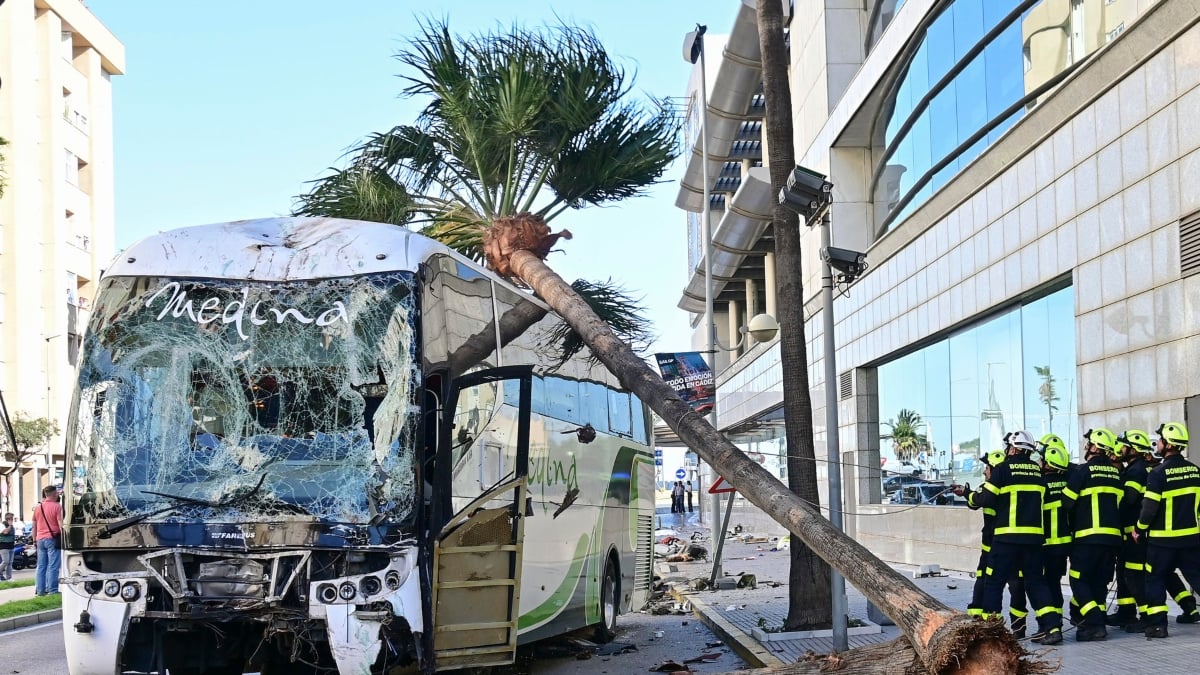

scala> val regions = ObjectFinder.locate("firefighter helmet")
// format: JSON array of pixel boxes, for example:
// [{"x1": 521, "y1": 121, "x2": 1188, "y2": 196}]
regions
[
  {"x1": 1084, "y1": 428, "x2": 1119, "y2": 455},
  {"x1": 1043, "y1": 444, "x2": 1070, "y2": 472}
]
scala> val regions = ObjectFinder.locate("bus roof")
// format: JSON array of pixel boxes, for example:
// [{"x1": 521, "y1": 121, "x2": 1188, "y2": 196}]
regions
[{"x1": 107, "y1": 217, "x2": 460, "y2": 282}]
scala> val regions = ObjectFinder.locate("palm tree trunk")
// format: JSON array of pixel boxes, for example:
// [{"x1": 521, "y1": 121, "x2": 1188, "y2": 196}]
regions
[
  {"x1": 507, "y1": 249, "x2": 1037, "y2": 674},
  {"x1": 755, "y1": 0, "x2": 832, "y2": 630}
]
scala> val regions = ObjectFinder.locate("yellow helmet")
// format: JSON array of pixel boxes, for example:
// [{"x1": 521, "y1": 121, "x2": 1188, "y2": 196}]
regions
[
  {"x1": 1156, "y1": 422, "x2": 1189, "y2": 449},
  {"x1": 1084, "y1": 428, "x2": 1119, "y2": 455},
  {"x1": 1043, "y1": 444, "x2": 1070, "y2": 472},
  {"x1": 1118, "y1": 430, "x2": 1152, "y2": 453},
  {"x1": 985, "y1": 450, "x2": 1007, "y2": 468},
  {"x1": 1039, "y1": 434, "x2": 1066, "y2": 452}
]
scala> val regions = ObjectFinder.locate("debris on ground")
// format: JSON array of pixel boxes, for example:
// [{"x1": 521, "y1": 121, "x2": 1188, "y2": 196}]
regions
[
  {"x1": 737, "y1": 573, "x2": 757, "y2": 589},
  {"x1": 595, "y1": 641, "x2": 637, "y2": 656},
  {"x1": 531, "y1": 636, "x2": 599, "y2": 659},
  {"x1": 683, "y1": 652, "x2": 723, "y2": 663},
  {"x1": 649, "y1": 660, "x2": 691, "y2": 672}
]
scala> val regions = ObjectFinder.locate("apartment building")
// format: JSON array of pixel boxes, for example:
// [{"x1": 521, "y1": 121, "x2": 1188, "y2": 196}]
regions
[
  {"x1": 679, "y1": 0, "x2": 1200, "y2": 570},
  {"x1": 0, "y1": 0, "x2": 123, "y2": 515}
]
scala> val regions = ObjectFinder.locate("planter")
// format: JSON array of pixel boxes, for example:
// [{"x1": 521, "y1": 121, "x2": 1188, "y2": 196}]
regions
[{"x1": 751, "y1": 620, "x2": 882, "y2": 642}]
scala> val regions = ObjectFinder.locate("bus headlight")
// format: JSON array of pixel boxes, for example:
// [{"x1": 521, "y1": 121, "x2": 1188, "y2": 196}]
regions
[
  {"x1": 359, "y1": 575, "x2": 381, "y2": 597},
  {"x1": 338, "y1": 582, "x2": 357, "y2": 601},
  {"x1": 120, "y1": 582, "x2": 140, "y2": 602},
  {"x1": 385, "y1": 570, "x2": 401, "y2": 591},
  {"x1": 103, "y1": 580, "x2": 120, "y2": 597},
  {"x1": 317, "y1": 583, "x2": 337, "y2": 604}
]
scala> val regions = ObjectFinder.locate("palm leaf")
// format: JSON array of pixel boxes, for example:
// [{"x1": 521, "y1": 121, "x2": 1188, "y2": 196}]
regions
[
  {"x1": 540, "y1": 278, "x2": 654, "y2": 367},
  {"x1": 293, "y1": 164, "x2": 411, "y2": 226}
]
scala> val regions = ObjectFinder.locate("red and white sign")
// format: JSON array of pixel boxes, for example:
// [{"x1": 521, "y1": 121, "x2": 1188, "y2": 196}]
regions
[{"x1": 708, "y1": 476, "x2": 736, "y2": 494}]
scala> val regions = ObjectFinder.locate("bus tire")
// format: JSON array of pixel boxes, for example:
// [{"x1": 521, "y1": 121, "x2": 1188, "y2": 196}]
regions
[{"x1": 593, "y1": 558, "x2": 619, "y2": 643}]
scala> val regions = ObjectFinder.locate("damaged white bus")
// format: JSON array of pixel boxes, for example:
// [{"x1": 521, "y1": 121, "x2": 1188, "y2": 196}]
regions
[{"x1": 61, "y1": 218, "x2": 656, "y2": 675}]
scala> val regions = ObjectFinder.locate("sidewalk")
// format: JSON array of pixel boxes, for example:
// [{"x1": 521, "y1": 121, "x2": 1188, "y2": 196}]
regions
[
  {"x1": 661, "y1": 526, "x2": 1200, "y2": 674},
  {"x1": 0, "y1": 568, "x2": 62, "y2": 631}
]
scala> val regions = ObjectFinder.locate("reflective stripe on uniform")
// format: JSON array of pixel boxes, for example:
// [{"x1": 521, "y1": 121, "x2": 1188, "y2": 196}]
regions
[
  {"x1": 1124, "y1": 561, "x2": 1145, "y2": 571},
  {"x1": 1079, "y1": 601, "x2": 1099, "y2": 616},
  {"x1": 1125, "y1": 480, "x2": 1146, "y2": 494},
  {"x1": 1145, "y1": 605, "x2": 1169, "y2": 616},
  {"x1": 1176, "y1": 589, "x2": 1192, "y2": 603},
  {"x1": 1069, "y1": 569, "x2": 1082, "y2": 579},
  {"x1": 1116, "y1": 597, "x2": 1136, "y2": 606},
  {"x1": 1010, "y1": 607, "x2": 1028, "y2": 618}
]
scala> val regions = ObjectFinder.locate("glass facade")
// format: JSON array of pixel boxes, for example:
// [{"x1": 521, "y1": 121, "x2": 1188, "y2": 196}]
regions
[
  {"x1": 871, "y1": 0, "x2": 1149, "y2": 234},
  {"x1": 875, "y1": 285, "x2": 1076, "y2": 492}
]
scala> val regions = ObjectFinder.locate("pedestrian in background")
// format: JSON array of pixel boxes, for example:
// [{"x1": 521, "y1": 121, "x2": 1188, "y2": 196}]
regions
[
  {"x1": 0, "y1": 513, "x2": 14, "y2": 581},
  {"x1": 686, "y1": 481, "x2": 694, "y2": 513},
  {"x1": 672, "y1": 481, "x2": 685, "y2": 514},
  {"x1": 32, "y1": 485, "x2": 61, "y2": 596}
]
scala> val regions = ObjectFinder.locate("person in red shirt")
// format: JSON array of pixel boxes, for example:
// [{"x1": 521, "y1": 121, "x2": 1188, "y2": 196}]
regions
[{"x1": 32, "y1": 485, "x2": 62, "y2": 596}]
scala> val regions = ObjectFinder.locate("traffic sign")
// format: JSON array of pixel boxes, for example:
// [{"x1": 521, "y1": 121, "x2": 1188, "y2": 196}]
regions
[
  {"x1": 708, "y1": 476, "x2": 736, "y2": 494},
  {"x1": 675, "y1": 468, "x2": 687, "y2": 480},
  {"x1": 655, "y1": 458, "x2": 663, "y2": 466},
  {"x1": 654, "y1": 449, "x2": 663, "y2": 457}
]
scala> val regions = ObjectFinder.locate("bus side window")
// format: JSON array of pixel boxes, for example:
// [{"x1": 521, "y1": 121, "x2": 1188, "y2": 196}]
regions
[
  {"x1": 580, "y1": 382, "x2": 608, "y2": 434},
  {"x1": 607, "y1": 390, "x2": 632, "y2": 438}
]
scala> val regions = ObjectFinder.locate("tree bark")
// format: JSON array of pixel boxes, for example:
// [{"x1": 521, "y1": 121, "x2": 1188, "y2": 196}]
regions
[
  {"x1": 754, "y1": 0, "x2": 832, "y2": 630},
  {"x1": 507, "y1": 249, "x2": 1039, "y2": 674},
  {"x1": 709, "y1": 635, "x2": 1056, "y2": 675}
]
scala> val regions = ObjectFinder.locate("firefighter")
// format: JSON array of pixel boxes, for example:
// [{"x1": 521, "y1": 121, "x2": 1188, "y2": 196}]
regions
[
  {"x1": 1061, "y1": 428, "x2": 1123, "y2": 641},
  {"x1": 967, "y1": 430, "x2": 1061, "y2": 640},
  {"x1": 1032, "y1": 433, "x2": 1072, "y2": 645},
  {"x1": 959, "y1": 449, "x2": 1028, "y2": 632},
  {"x1": 1134, "y1": 422, "x2": 1200, "y2": 639},
  {"x1": 1108, "y1": 429, "x2": 1200, "y2": 632}
]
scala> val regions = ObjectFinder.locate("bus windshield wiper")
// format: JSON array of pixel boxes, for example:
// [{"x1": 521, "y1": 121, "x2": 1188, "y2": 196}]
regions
[{"x1": 97, "y1": 474, "x2": 271, "y2": 540}]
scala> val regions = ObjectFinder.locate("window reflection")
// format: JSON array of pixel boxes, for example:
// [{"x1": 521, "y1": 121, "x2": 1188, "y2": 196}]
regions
[
  {"x1": 875, "y1": 285, "x2": 1077, "y2": 503},
  {"x1": 870, "y1": 0, "x2": 1159, "y2": 236}
]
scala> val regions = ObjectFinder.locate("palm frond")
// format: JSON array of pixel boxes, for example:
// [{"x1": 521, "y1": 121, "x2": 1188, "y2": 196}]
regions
[
  {"x1": 292, "y1": 164, "x2": 412, "y2": 225},
  {"x1": 540, "y1": 278, "x2": 654, "y2": 367}
]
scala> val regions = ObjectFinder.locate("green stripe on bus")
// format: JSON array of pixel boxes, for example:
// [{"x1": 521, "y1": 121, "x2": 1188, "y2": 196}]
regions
[{"x1": 519, "y1": 534, "x2": 590, "y2": 630}]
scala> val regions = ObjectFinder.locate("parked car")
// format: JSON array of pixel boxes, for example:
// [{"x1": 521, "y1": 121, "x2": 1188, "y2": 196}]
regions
[
  {"x1": 888, "y1": 481, "x2": 964, "y2": 506},
  {"x1": 882, "y1": 473, "x2": 928, "y2": 495}
]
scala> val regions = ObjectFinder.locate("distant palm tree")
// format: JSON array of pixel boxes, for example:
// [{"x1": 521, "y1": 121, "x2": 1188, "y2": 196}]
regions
[
  {"x1": 881, "y1": 409, "x2": 929, "y2": 463},
  {"x1": 1035, "y1": 365, "x2": 1059, "y2": 428},
  {"x1": 0, "y1": 136, "x2": 9, "y2": 198}
]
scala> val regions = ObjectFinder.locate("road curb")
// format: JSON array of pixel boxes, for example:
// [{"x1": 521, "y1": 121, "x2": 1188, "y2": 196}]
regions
[
  {"x1": 669, "y1": 584, "x2": 786, "y2": 668},
  {"x1": 0, "y1": 608, "x2": 62, "y2": 632}
]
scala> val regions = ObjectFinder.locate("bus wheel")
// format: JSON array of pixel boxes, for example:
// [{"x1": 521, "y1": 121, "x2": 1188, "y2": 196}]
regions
[{"x1": 593, "y1": 559, "x2": 619, "y2": 643}]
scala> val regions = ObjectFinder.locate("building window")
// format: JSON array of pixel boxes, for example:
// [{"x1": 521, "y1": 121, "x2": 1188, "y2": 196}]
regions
[
  {"x1": 874, "y1": 285, "x2": 1076, "y2": 503},
  {"x1": 60, "y1": 30, "x2": 73, "y2": 62},
  {"x1": 64, "y1": 150, "x2": 79, "y2": 185}
]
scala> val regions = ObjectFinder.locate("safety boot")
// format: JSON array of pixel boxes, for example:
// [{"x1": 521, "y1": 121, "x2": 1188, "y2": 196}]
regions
[
  {"x1": 1175, "y1": 609, "x2": 1200, "y2": 624},
  {"x1": 1122, "y1": 618, "x2": 1147, "y2": 633},
  {"x1": 1106, "y1": 610, "x2": 1135, "y2": 627},
  {"x1": 1075, "y1": 624, "x2": 1108, "y2": 642},
  {"x1": 1145, "y1": 624, "x2": 1169, "y2": 638},
  {"x1": 1030, "y1": 628, "x2": 1062, "y2": 645}
]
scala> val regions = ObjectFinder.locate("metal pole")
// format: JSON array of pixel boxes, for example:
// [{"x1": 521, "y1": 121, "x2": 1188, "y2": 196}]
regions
[
  {"x1": 821, "y1": 212, "x2": 848, "y2": 651},
  {"x1": 709, "y1": 490, "x2": 736, "y2": 587},
  {"x1": 697, "y1": 32, "x2": 728, "y2": 579}
]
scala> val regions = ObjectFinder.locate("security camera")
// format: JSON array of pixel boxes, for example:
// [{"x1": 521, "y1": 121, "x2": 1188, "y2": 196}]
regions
[
  {"x1": 821, "y1": 246, "x2": 868, "y2": 279},
  {"x1": 778, "y1": 166, "x2": 834, "y2": 223}
]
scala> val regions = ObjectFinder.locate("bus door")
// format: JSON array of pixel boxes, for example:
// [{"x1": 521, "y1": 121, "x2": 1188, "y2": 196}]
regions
[{"x1": 432, "y1": 366, "x2": 532, "y2": 670}]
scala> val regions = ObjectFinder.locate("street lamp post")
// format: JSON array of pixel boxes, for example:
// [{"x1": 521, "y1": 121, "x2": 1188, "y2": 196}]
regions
[
  {"x1": 779, "y1": 165, "x2": 867, "y2": 653},
  {"x1": 44, "y1": 334, "x2": 61, "y2": 490}
]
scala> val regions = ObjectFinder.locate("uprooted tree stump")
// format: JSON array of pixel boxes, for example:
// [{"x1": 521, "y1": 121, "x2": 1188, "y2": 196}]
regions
[{"x1": 710, "y1": 632, "x2": 1058, "y2": 675}]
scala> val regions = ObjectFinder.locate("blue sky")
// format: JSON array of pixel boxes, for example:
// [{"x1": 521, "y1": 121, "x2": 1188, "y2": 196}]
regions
[{"x1": 87, "y1": 0, "x2": 739, "y2": 356}]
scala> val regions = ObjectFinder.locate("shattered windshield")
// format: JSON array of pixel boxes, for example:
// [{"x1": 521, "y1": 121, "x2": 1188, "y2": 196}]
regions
[{"x1": 67, "y1": 272, "x2": 419, "y2": 527}]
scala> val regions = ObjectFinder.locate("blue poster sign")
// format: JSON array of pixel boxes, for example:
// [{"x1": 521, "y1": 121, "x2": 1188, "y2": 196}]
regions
[{"x1": 655, "y1": 352, "x2": 715, "y2": 414}]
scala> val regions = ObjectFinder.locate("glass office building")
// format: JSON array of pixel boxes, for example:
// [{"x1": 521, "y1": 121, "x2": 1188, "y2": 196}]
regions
[{"x1": 677, "y1": 0, "x2": 1200, "y2": 569}]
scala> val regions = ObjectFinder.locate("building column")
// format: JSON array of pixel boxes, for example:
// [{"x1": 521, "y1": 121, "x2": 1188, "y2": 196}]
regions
[
  {"x1": 727, "y1": 299, "x2": 741, "y2": 360},
  {"x1": 744, "y1": 278, "x2": 758, "y2": 318}
]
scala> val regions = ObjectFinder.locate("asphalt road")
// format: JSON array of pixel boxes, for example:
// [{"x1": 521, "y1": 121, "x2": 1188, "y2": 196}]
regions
[{"x1": 2, "y1": 609, "x2": 744, "y2": 675}]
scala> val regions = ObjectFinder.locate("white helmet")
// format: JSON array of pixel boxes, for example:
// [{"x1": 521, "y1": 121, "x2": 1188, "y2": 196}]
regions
[{"x1": 1009, "y1": 430, "x2": 1036, "y2": 453}]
